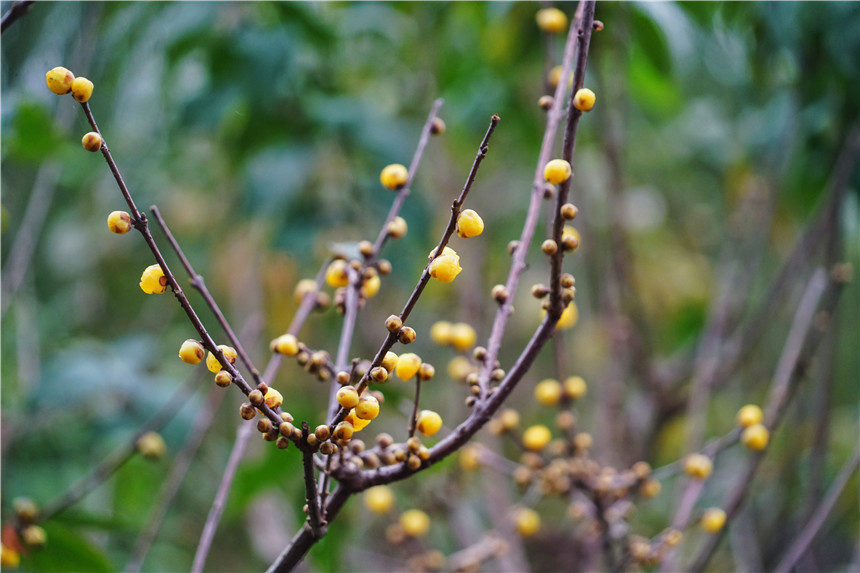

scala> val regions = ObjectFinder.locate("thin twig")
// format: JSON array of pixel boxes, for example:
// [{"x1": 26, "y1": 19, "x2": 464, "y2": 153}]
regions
[
  {"x1": 0, "y1": 0, "x2": 33, "y2": 33},
  {"x1": 37, "y1": 370, "x2": 204, "y2": 523},
  {"x1": 477, "y1": 0, "x2": 592, "y2": 400},
  {"x1": 190, "y1": 420, "x2": 254, "y2": 573},
  {"x1": 773, "y1": 446, "x2": 860, "y2": 573},
  {"x1": 688, "y1": 267, "x2": 842, "y2": 573},
  {"x1": 77, "y1": 100, "x2": 285, "y2": 435},
  {"x1": 126, "y1": 387, "x2": 225, "y2": 572},
  {"x1": 407, "y1": 376, "x2": 422, "y2": 438},
  {"x1": 301, "y1": 422, "x2": 325, "y2": 537},
  {"x1": 192, "y1": 262, "x2": 329, "y2": 571},
  {"x1": 369, "y1": 99, "x2": 444, "y2": 261},
  {"x1": 151, "y1": 205, "x2": 264, "y2": 387},
  {"x1": 327, "y1": 113, "x2": 500, "y2": 428}
]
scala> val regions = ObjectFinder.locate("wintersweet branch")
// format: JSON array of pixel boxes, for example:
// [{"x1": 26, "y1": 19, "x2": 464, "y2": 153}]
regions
[
  {"x1": 192, "y1": 261, "x2": 330, "y2": 572},
  {"x1": 477, "y1": 0, "x2": 593, "y2": 400},
  {"x1": 78, "y1": 100, "x2": 288, "y2": 438},
  {"x1": 151, "y1": 205, "x2": 265, "y2": 387},
  {"x1": 688, "y1": 267, "x2": 845, "y2": 573},
  {"x1": 327, "y1": 113, "x2": 499, "y2": 428},
  {"x1": 36, "y1": 370, "x2": 203, "y2": 523}
]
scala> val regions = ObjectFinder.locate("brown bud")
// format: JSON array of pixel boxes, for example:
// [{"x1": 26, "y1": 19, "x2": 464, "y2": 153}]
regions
[
  {"x1": 492, "y1": 284, "x2": 509, "y2": 304},
  {"x1": 358, "y1": 240, "x2": 374, "y2": 257},
  {"x1": 377, "y1": 259, "x2": 392, "y2": 275},
  {"x1": 398, "y1": 326, "x2": 416, "y2": 344},
  {"x1": 385, "y1": 314, "x2": 403, "y2": 333},
  {"x1": 240, "y1": 403, "x2": 256, "y2": 420},
  {"x1": 277, "y1": 436, "x2": 290, "y2": 449},
  {"x1": 539, "y1": 95, "x2": 554, "y2": 110},
  {"x1": 542, "y1": 239, "x2": 558, "y2": 255},
  {"x1": 507, "y1": 240, "x2": 520, "y2": 255},
  {"x1": 531, "y1": 283, "x2": 549, "y2": 298},
  {"x1": 257, "y1": 418, "x2": 272, "y2": 434},
  {"x1": 315, "y1": 425, "x2": 331, "y2": 442},
  {"x1": 430, "y1": 117, "x2": 446, "y2": 135},
  {"x1": 561, "y1": 273, "x2": 575, "y2": 288},
  {"x1": 248, "y1": 389, "x2": 264, "y2": 406},
  {"x1": 407, "y1": 455, "x2": 422, "y2": 470},
  {"x1": 279, "y1": 421, "x2": 295, "y2": 437},
  {"x1": 376, "y1": 432, "x2": 394, "y2": 449},
  {"x1": 561, "y1": 203, "x2": 579, "y2": 220},
  {"x1": 562, "y1": 234, "x2": 580, "y2": 252}
]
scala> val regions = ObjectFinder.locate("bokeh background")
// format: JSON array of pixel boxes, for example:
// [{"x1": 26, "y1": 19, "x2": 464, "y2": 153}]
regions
[{"x1": 1, "y1": 2, "x2": 858, "y2": 572}]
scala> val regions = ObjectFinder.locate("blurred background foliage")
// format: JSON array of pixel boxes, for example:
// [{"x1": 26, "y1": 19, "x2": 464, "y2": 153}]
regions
[{"x1": 1, "y1": 2, "x2": 858, "y2": 572}]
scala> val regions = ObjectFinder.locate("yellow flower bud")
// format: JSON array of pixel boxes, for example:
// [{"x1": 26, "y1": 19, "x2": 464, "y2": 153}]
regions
[
  {"x1": 178, "y1": 339, "x2": 205, "y2": 364},
  {"x1": 536, "y1": 7, "x2": 568, "y2": 33},
  {"x1": 573, "y1": 88, "x2": 596, "y2": 112},
  {"x1": 380, "y1": 163, "x2": 409, "y2": 190},
  {"x1": 456, "y1": 209, "x2": 484, "y2": 238},
  {"x1": 430, "y1": 321, "x2": 453, "y2": 345},
  {"x1": 741, "y1": 423, "x2": 769, "y2": 451},
  {"x1": 514, "y1": 507, "x2": 541, "y2": 537},
  {"x1": 450, "y1": 322, "x2": 477, "y2": 352},
  {"x1": 400, "y1": 509, "x2": 430, "y2": 537},
  {"x1": 139, "y1": 264, "x2": 167, "y2": 294},
  {"x1": 136, "y1": 431, "x2": 167, "y2": 460},
  {"x1": 522, "y1": 425, "x2": 552, "y2": 451},
  {"x1": 71, "y1": 76, "x2": 94, "y2": 102},
  {"x1": 736, "y1": 404, "x2": 763, "y2": 428},
  {"x1": 395, "y1": 353, "x2": 422, "y2": 381},
  {"x1": 325, "y1": 259, "x2": 350, "y2": 288},
  {"x1": 264, "y1": 387, "x2": 283, "y2": 409},
  {"x1": 429, "y1": 254, "x2": 462, "y2": 283},
  {"x1": 272, "y1": 334, "x2": 299, "y2": 356},
  {"x1": 355, "y1": 395, "x2": 380, "y2": 420},
  {"x1": 82, "y1": 131, "x2": 103, "y2": 152},
  {"x1": 416, "y1": 410, "x2": 443, "y2": 437},
  {"x1": 337, "y1": 386, "x2": 360, "y2": 409},
  {"x1": 544, "y1": 159, "x2": 572, "y2": 185},
  {"x1": 684, "y1": 453, "x2": 713, "y2": 480},
  {"x1": 45, "y1": 66, "x2": 74, "y2": 94},
  {"x1": 564, "y1": 376, "x2": 587, "y2": 400},
  {"x1": 534, "y1": 379, "x2": 563, "y2": 406},
  {"x1": 206, "y1": 345, "x2": 237, "y2": 373},
  {"x1": 364, "y1": 485, "x2": 395, "y2": 514},
  {"x1": 701, "y1": 508, "x2": 727, "y2": 533},
  {"x1": 107, "y1": 210, "x2": 132, "y2": 234}
]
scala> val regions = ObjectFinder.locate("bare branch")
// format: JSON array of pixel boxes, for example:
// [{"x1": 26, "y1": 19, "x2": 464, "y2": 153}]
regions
[{"x1": 773, "y1": 446, "x2": 860, "y2": 573}]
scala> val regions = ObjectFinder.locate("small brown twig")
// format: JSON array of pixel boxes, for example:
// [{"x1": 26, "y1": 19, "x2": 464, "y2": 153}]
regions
[
  {"x1": 327, "y1": 113, "x2": 500, "y2": 428},
  {"x1": 78, "y1": 100, "x2": 285, "y2": 435},
  {"x1": 773, "y1": 445, "x2": 860, "y2": 573},
  {"x1": 0, "y1": 0, "x2": 33, "y2": 33},
  {"x1": 477, "y1": 0, "x2": 592, "y2": 400},
  {"x1": 369, "y1": 98, "x2": 444, "y2": 261},
  {"x1": 126, "y1": 387, "x2": 225, "y2": 572},
  {"x1": 37, "y1": 369, "x2": 204, "y2": 523},
  {"x1": 150, "y1": 205, "x2": 265, "y2": 387},
  {"x1": 301, "y1": 422, "x2": 325, "y2": 538},
  {"x1": 689, "y1": 267, "x2": 842, "y2": 573},
  {"x1": 407, "y1": 376, "x2": 422, "y2": 438},
  {"x1": 192, "y1": 261, "x2": 329, "y2": 572}
]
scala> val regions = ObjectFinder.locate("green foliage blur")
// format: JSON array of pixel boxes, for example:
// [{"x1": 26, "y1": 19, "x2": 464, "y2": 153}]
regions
[{"x1": 1, "y1": 2, "x2": 858, "y2": 572}]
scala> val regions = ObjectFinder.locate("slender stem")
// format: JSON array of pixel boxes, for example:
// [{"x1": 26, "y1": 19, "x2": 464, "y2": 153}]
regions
[
  {"x1": 150, "y1": 205, "x2": 264, "y2": 387},
  {"x1": 369, "y1": 99, "x2": 444, "y2": 260},
  {"x1": 38, "y1": 370, "x2": 203, "y2": 523},
  {"x1": 0, "y1": 0, "x2": 33, "y2": 33},
  {"x1": 191, "y1": 420, "x2": 254, "y2": 573},
  {"x1": 773, "y1": 446, "x2": 860, "y2": 573},
  {"x1": 77, "y1": 101, "x2": 286, "y2": 437},
  {"x1": 688, "y1": 268, "x2": 842, "y2": 573},
  {"x1": 193, "y1": 262, "x2": 329, "y2": 571},
  {"x1": 327, "y1": 114, "x2": 500, "y2": 428},
  {"x1": 126, "y1": 388, "x2": 225, "y2": 572},
  {"x1": 477, "y1": 1, "x2": 593, "y2": 400},
  {"x1": 269, "y1": 6, "x2": 598, "y2": 569},
  {"x1": 407, "y1": 377, "x2": 422, "y2": 438},
  {"x1": 301, "y1": 422, "x2": 325, "y2": 537}
]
